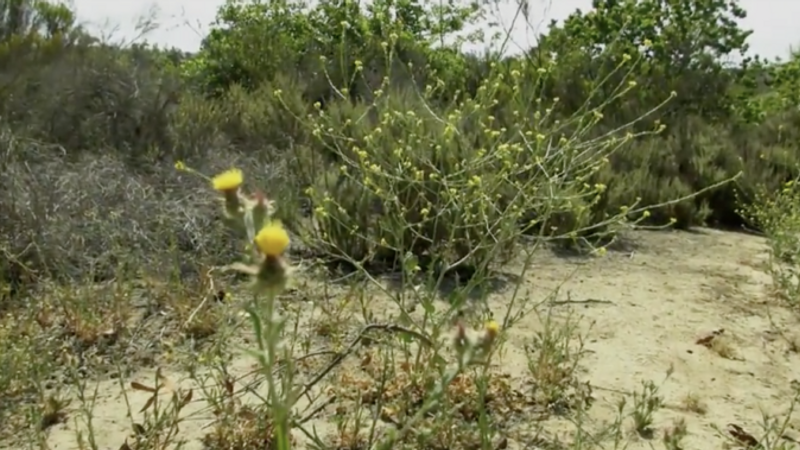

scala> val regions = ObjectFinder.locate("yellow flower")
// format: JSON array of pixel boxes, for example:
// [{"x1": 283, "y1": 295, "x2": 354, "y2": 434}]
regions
[
  {"x1": 477, "y1": 319, "x2": 501, "y2": 356},
  {"x1": 174, "y1": 161, "x2": 187, "y2": 171},
  {"x1": 212, "y1": 169, "x2": 243, "y2": 192},
  {"x1": 254, "y1": 222, "x2": 290, "y2": 257},
  {"x1": 484, "y1": 320, "x2": 500, "y2": 338}
]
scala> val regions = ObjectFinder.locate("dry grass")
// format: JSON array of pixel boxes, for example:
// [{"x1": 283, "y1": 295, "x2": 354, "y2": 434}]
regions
[
  {"x1": 677, "y1": 393, "x2": 708, "y2": 415},
  {"x1": 2, "y1": 228, "x2": 800, "y2": 450}
]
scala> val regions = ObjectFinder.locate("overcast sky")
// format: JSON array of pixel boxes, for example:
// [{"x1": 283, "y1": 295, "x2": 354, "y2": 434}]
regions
[{"x1": 69, "y1": 0, "x2": 799, "y2": 60}]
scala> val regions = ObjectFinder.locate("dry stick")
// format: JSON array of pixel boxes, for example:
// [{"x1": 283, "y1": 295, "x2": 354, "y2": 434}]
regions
[
  {"x1": 181, "y1": 267, "x2": 218, "y2": 330},
  {"x1": 295, "y1": 395, "x2": 338, "y2": 425},
  {"x1": 295, "y1": 323, "x2": 434, "y2": 403}
]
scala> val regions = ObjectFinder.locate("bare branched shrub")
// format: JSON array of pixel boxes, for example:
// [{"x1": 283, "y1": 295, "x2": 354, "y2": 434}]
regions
[{"x1": 0, "y1": 137, "x2": 242, "y2": 291}]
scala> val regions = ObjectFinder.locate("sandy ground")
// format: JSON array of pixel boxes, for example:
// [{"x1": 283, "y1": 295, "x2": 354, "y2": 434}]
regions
[{"x1": 41, "y1": 229, "x2": 800, "y2": 449}]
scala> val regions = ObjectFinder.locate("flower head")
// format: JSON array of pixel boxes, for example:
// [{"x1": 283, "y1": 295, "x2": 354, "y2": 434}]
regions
[
  {"x1": 484, "y1": 320, "x2": 500, "y2": 338},
  {"x1": 254, "y1": 222, "x2": 290, "y2": 257},
  {"x1": 478, "y1": 320, "x2": 500, "y2": 355},
  {"x1": 212, "y1": 169, "x2": 244, "y2": 192}
]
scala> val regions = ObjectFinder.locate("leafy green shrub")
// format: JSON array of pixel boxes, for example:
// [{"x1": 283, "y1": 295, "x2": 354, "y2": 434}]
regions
[
  {"x1": 590, "y1": 118, "x2": 746, "y2": 229},
  {"x1": 184, "y1": 0, "x2": 479, "y2": 100},
  {"x1": 740, "y1": 177, "x2": 800, "y2": 308},
  {"x1": 2, "y1": 42, "x2": 182, "y2": 167},
  {"x1": 281, "y1": 43, "x2": 675, "y2": 276}
]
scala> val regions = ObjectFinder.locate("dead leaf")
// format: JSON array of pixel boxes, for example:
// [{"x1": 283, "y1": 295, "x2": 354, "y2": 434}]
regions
[
  {"x1": 132, "y1": 423, "x2": 146, "y2": 436},
  {"x1": 727, "y1": 423, "x2": 758, "y2": 448},
  {"x1": 224, "y1": 377, "x2": 235, "y2": 396},
  {"x1": 178, "y1": 389, "x2": 193, "y2": 410},
  {"x1": 139, "y1": 395, "x2": 157, "y2": 413},
  {"x1": 130, "y1": 382, "x2": 157, "y2": 393},
  {"x1": 696, "y1": 329, "x2": 725, "y2": 348}
]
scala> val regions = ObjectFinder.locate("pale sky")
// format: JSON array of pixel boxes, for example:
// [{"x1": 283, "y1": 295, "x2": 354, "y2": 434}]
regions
[{"x1": 68, "y1": 0, "x2": 800, "y2": 60}]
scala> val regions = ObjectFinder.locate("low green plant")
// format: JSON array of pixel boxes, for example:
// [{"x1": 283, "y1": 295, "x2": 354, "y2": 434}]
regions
[
  {"x1": 630, "y1": 379, "x2": 665, "y2": 438},
  {"x1": 740, "y1": 177, "x2": 800, "y2": 308}
]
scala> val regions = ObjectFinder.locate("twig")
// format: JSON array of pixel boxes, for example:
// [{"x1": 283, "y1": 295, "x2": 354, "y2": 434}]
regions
[
  {"x1": 182, "y1": 267, "x2": 217, "y2": 330},
  {"x1": 550, "y1": 291, "x2": 614, "y2": 306},
  {"x1": 296, "y1": 395, "x2": 337, "y2": 425},
  {"x1": 295, "y1": 323, "x2": 434, "y2": 402},
  {"x1": 549, "y1": 298, "x2": 614, "y2": 306}
]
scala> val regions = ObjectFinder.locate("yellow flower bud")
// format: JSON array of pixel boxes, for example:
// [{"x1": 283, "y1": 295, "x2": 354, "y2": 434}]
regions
[
  {"x1": 212, "y1": 169, "x2": 243, "y2": 192},
  {"x1": 254, "y1": 222, "x2": 290, "y2": 257}
]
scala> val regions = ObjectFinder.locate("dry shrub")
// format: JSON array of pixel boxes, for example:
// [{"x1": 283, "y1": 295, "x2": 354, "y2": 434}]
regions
[{"x1": 0, "y1": 137, "x2": 241, "y2": 293}]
